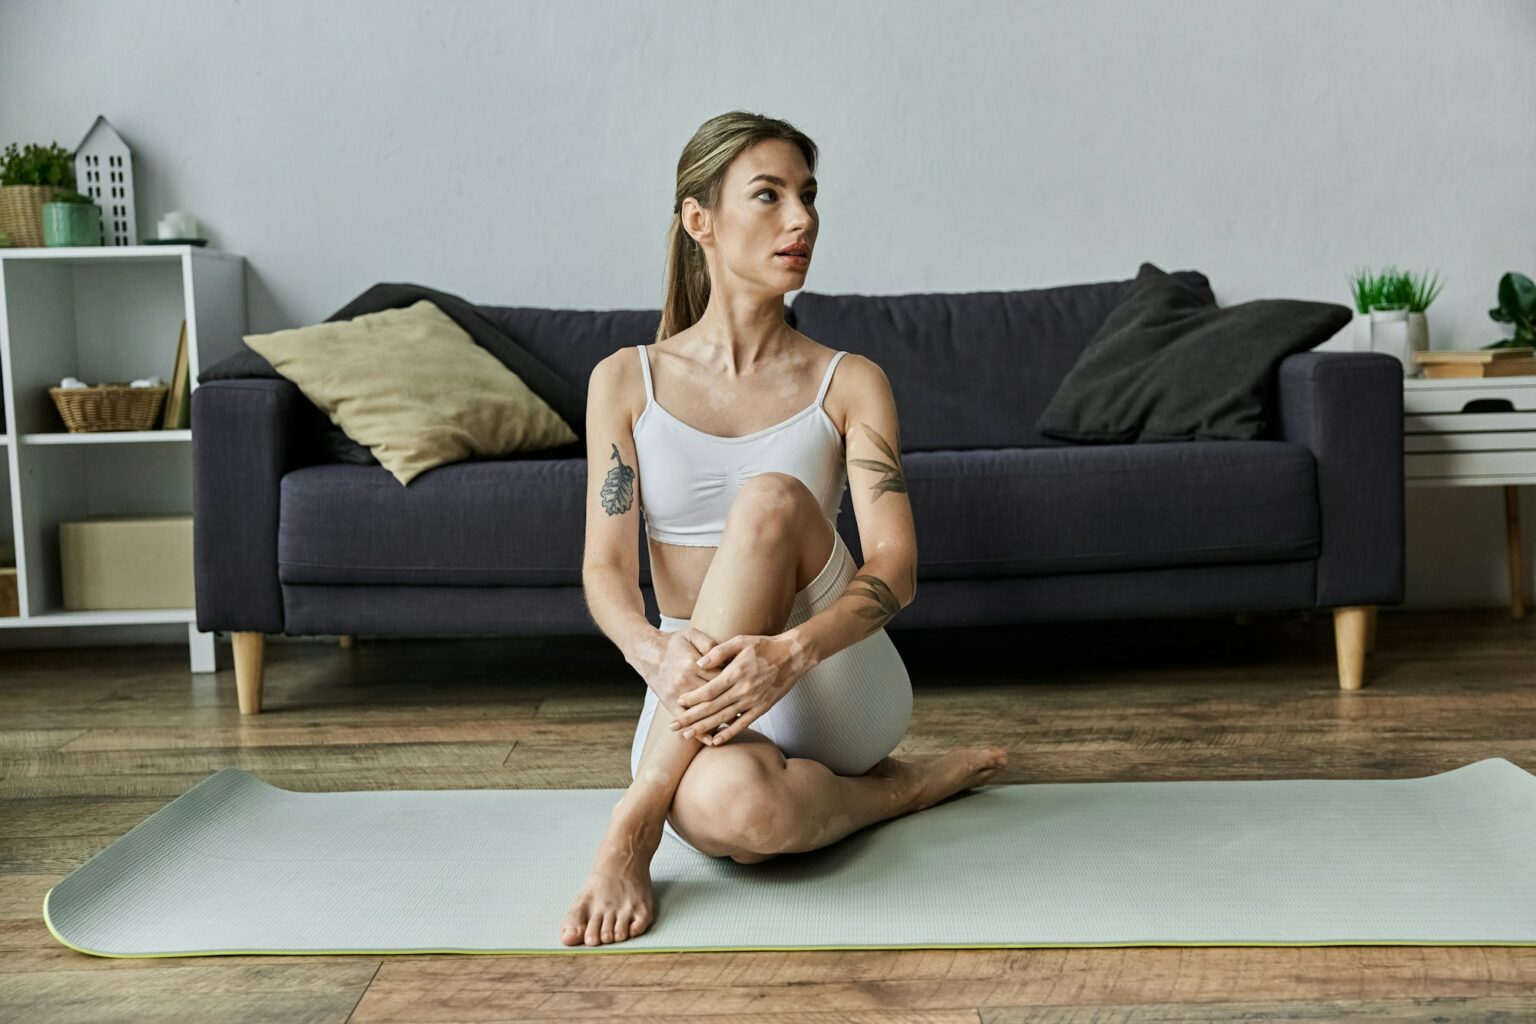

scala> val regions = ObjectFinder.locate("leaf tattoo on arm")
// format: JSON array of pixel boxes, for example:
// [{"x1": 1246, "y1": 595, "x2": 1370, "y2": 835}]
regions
[
  {"x1": 849, "y1": 572, "x2": 902, "y2": 626},
  {"x1": 600, "y1": 443, "x2": 634, "y2": 515},
  {"x1": 845, "y1": 423, "x2": 912, "y2": 626},
  {"x1": 848, "y1": 423, "x2": 906, "y2": 501}
]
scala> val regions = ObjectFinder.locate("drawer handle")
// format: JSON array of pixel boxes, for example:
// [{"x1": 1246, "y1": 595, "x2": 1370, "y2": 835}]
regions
[{"x1": 1463, "y1": 398, "x2": 1516, "y2": 413}]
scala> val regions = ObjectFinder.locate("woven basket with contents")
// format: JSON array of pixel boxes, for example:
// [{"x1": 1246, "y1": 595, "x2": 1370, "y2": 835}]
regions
[{"x1": 48, "y1": 385, "x2": 169, "y2": 432}]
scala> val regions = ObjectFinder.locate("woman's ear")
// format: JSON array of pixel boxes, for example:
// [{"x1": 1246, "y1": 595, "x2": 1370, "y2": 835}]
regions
[{"x1": 681, "y1": 198, "x2": 711, "y2": 246}]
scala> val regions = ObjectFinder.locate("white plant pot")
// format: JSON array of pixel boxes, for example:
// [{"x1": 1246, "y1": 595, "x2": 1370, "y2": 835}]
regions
[
  {"x1": 1407, "y1": 310, "x2": 1429, "y2": 362},
  {"x1": 1352, "y1": 308, "x2": 1419, "y2": 377}
]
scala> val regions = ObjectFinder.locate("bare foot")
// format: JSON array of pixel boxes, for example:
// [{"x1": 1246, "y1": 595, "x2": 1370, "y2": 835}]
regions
[
  {"x1": 559, "y1": 824, "x2": 660, "y2": 946},
  {"x1": 868, "y1": 745, "x2": 1009, "y2": 814}
]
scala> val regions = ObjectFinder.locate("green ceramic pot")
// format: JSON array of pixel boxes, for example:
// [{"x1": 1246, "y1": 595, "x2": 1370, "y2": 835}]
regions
[{"x1": 42, "y1": 201, "x2": 103, "y2": 246}]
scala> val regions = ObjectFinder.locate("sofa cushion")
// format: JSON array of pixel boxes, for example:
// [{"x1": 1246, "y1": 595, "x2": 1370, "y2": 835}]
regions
[
  {"x1": 1036, "y1": 262, "x2": 1354, "y2": 443},
  {"x1": 278, "y1": 459, "x2": 602, "y2": 587},
  {"x1": 788, "y1": 269, "x2": 1216, "y2": 452},
  {"x1": 279, "y1": 439, "x2": 1317, "y2": 588},
  {"x1": 898, "y1": 441, "x2": 1319, "y2": 580},
  {"x1": 244, "y1": 300, "x2": 579, "y2": 486},
  {"x1": 202, "y1": 281, "x2": 590, "y2": 467}
]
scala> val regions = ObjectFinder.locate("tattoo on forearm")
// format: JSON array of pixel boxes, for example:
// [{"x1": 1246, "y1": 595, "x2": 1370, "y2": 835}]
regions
[
  {"x1": 600, "y1": 443, "x2": 635, "y2": 515},
  {"x1": 849, "y1": 423, "x2": 906, "y2": 501},
  {"x1": 849, "y1": 572, "x2": 902, "y2": 626}
]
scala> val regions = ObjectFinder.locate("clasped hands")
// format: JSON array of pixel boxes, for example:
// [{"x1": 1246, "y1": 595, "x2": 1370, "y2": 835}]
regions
[{"x1": 660, "y1": 628, "x2": 813, "y2": 747}]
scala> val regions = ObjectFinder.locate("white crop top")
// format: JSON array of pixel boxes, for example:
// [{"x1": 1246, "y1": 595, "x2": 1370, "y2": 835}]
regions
[{"x1": 632, "y1": 344, "x2": 848, "y2": 547}]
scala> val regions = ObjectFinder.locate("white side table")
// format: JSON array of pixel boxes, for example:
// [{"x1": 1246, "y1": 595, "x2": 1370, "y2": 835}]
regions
[{"x1": 1403, "y1": 375, "x2": 1536, "y2": 619}]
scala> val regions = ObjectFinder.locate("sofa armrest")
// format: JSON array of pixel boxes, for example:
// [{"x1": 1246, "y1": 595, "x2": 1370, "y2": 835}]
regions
[
  {"x1": 192, "y1": 378, "x2": 318, "y2": 633},
  {"x1": 1273, "y1": 351, "x2": 1405, "y2": 608}
]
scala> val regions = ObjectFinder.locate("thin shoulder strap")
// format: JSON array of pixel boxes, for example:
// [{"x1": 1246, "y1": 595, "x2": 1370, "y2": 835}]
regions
[
  {"x1": 815, "y1": 351, "x2": 847, "y2": 407},
  {"x1": 635, "y1": 344, "x2": 655, "y2": 401}
]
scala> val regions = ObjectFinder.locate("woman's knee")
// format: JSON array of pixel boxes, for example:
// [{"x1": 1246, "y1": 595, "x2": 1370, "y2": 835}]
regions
[
  {"x1": 725, "y1": 473, "x2": 816, "y2": 535},
  {"x1": 672, "y1": 739, "x2": 794, "y2": 856}
]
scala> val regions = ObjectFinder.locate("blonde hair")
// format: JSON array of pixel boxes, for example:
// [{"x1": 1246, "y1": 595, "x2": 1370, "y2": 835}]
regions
[{"x1": 657, "y1": 111, "x2": 818, "y2": 342}]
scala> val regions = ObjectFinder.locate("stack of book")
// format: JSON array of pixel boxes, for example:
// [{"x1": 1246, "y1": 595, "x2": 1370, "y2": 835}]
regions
[{"x1": 1412, "y1": 347, "x2": 1536, "y2": 379}]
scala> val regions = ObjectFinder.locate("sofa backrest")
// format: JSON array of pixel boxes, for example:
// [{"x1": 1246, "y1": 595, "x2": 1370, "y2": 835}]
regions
[
  {"x1": 480, "y1": 269, "x2": 1212, "y2": 451},
  {"x1": 790, "y1": 270, "x2": 1213, "y2": 450}
]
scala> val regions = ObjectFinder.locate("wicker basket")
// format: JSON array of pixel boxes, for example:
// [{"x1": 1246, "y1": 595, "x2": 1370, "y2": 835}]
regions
[
  {"x1": 48, "y1": 384, "x2": 168, "y2": 432},
  {"x1": 0, "y1": 184, "x2": 64, "y2": 248}
]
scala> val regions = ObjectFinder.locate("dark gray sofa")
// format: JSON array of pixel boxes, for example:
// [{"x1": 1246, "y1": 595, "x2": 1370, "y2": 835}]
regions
[{"x1": 192, "y1": 269, "x2": 1404, "y2": 713}]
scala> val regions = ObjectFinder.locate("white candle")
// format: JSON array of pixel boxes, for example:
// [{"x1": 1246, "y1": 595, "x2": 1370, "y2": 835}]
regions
[{"x1": 161, "y1": 211, "x2": 197, "y2": 238}]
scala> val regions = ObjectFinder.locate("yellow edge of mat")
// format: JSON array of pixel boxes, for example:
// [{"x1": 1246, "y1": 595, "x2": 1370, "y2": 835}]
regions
[{"x1": 42, "y1": 886, "x2": 1536, "y2": 958}]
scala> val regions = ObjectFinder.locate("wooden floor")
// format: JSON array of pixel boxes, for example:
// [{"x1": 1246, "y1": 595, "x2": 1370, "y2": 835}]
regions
[{"x1": 1, "y1": 608, "x2": 1534, "y2": 1023}]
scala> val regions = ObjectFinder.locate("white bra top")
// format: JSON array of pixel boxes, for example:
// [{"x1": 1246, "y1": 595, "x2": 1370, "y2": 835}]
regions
[{"x1": 632, "y1": 343, "x2": 849, "y2": 547}]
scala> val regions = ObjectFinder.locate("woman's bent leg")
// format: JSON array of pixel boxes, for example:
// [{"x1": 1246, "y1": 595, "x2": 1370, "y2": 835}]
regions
[
  {"x1": 562, "y1": 475, "x2": 831, "y2": 945},
  {"x1": 621, "y1": 476, "x2": 837, "y2": 855}
]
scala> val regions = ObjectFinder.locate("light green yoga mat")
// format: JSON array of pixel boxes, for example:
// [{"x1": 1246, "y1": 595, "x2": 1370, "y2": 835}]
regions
[{"x1": 44, "y1": 758, "x2": 1536, "y2": 956}]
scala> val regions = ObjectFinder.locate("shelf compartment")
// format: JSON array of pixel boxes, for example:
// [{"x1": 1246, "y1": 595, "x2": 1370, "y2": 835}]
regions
[
  {"x1": 13, "y1": 442, "x2": 191, "y2": 617},
  {"x1": 0, "y1": 248, "x2": 245, "y2": 436}
]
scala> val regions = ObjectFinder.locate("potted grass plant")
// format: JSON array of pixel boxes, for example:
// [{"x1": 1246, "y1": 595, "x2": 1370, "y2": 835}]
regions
[
  {"x1": 1347, "y1": 265, "x2": 1445, "y2": 377},
  {"x1": 0, "y1": 141, "x2": 78, "y2": 248}
]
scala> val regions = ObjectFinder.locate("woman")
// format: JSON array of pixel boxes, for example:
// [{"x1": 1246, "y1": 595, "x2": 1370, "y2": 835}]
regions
[{"x1": 563, "y1": 111, "x2": 1008, "y2": 947}]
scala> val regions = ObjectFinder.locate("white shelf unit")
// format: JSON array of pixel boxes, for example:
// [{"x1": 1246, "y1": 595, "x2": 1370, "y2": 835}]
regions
[{"x1": 0, "y1": 244, "x2": 246, "y2": 671}]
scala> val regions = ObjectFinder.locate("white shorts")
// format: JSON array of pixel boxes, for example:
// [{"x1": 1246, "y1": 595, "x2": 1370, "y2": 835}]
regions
[{"x1": 630, "y1": 529, "x2": 914, "y2": 853}]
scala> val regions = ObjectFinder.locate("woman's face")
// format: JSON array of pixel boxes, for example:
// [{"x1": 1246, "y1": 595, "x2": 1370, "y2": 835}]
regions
[{"x1": 685, "y1": 138, "x2": 818, "y2": 297}]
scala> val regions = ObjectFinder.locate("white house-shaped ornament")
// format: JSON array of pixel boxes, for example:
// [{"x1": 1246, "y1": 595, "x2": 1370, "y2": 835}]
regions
[{"x1": 74, "y1": 115, "x2": 137, "y2": 247}]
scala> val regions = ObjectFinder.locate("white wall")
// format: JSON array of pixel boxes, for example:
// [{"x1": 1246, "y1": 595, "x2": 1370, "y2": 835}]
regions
[{"x1": 2, "y1": 0, "x2": 1534, "y2": 615}]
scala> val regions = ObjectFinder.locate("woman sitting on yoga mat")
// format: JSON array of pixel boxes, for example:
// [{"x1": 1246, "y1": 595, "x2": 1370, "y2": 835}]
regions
[{"x1": 562, "y1": 111, "x2": 1009, "y2": 947}]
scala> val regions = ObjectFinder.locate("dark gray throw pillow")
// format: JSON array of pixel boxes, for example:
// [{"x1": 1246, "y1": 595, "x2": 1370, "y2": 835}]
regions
[
  {"x1": 198, "y1": 281, "x2": 588, "y2": 465},
  {"x1": 1036, "y1": 262, "x2": 1353, "y2": 443}
]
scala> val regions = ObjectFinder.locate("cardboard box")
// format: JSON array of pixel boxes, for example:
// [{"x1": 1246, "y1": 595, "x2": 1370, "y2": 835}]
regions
[{"x1": 60, "y1": 515, "x2": 194, "y2": 610}]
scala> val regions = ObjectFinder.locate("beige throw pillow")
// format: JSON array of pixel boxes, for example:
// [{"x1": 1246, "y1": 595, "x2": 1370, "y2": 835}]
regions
[{"x1": 242, "y1": 299, "x2": 578, "y2": 485}]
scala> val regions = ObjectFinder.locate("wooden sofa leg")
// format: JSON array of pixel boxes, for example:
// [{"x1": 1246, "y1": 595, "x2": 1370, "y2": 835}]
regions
[
  {"x1": 338, "y1": 634, "x2": 355, "y2": 649},
  {"x1": 232, "y1": 632, "x2": 266, "y2": 714},
  {"x1": 1333, "y1": 607, "x2": 1370, "y2": 690}
]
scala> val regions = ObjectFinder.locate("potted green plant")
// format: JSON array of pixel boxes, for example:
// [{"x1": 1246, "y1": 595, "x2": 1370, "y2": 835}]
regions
[
  {"x1": 0, "y1": 141, "x2": 78, "y2": 247},
  {"x1": 1346, "y1": 265, "x2": 1444, "y2": 377},
  {"x1": 42, "y1": 189, "x2": 102, "y2": 246},
  {"x1": 1484, "y1": 272, "x2": 1535, "y2": 350}
]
